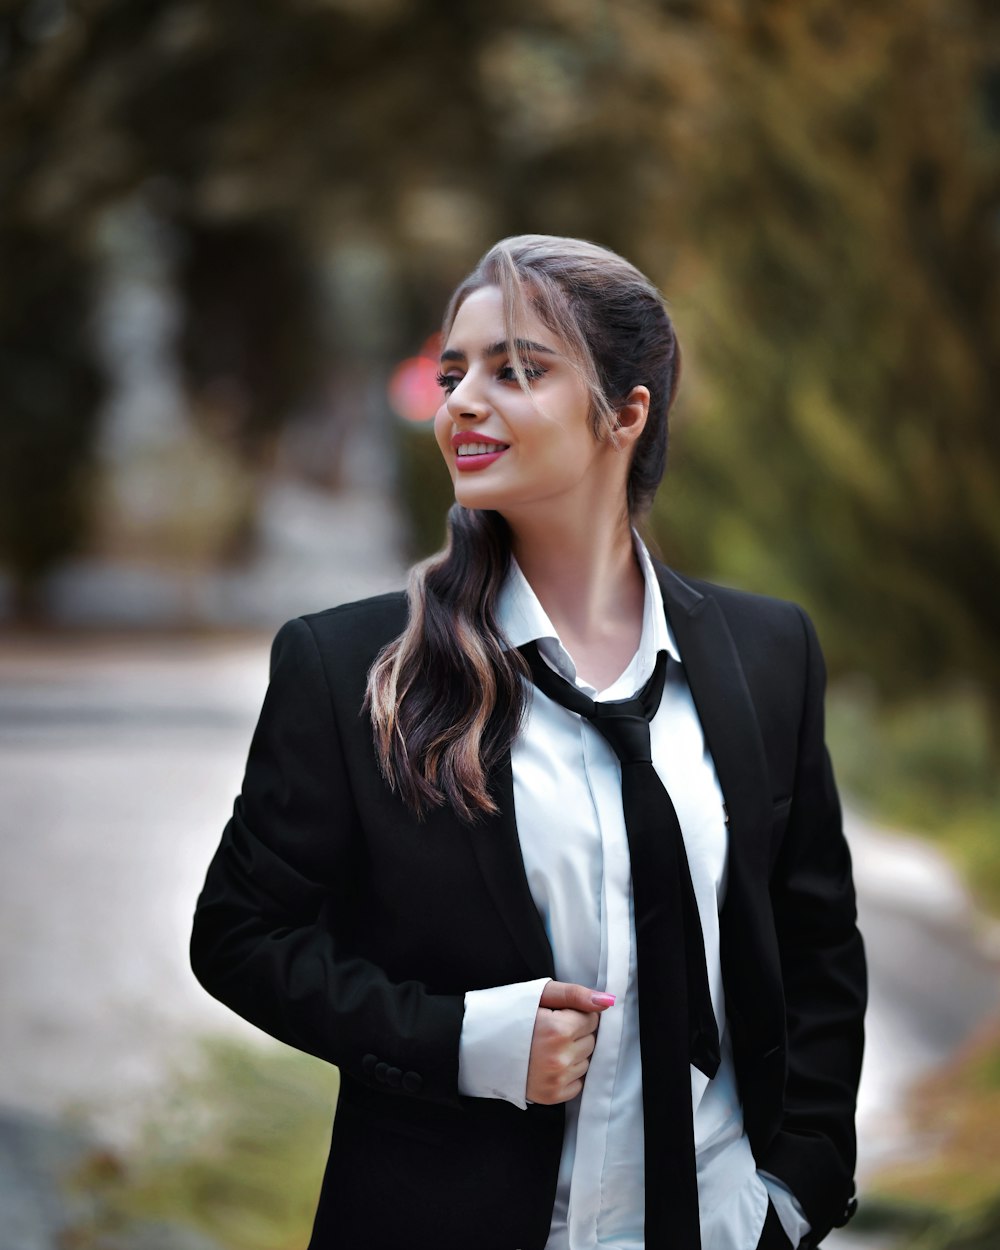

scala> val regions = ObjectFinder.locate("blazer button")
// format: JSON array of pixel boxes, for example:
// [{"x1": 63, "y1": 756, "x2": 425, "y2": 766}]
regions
[
  {"x1": 375, "y1": 1062, "x2": 389, "y2": 1083},
  {"x1": 362, "y1": 1054, "x2": 377, "y2": 1076},
  {"x1": 402, "y1": 1071, "x2": 422, "y2": 1093},
  {"x1": 386, "y1": 1066, "x2": 402, "y2": 1088}
]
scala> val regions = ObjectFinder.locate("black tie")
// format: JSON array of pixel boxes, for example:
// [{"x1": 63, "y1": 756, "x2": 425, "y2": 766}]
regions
[{"x1": 519, "y1": 640, "x2": 721, "y2": 1250}]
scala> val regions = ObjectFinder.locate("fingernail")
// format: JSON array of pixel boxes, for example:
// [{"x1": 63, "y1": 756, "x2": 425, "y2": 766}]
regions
[{"x1": 591, "y1": 993, "x2": 616, "y2": 1007}]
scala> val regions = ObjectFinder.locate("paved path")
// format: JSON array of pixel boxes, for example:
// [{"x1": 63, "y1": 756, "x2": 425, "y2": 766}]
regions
[
  {"x1": 0, "y1": 635, "x2": 275, "y2": 1143},
  {"x1": 1, "y1": 634, "x2": 997, "y2": 1246}
]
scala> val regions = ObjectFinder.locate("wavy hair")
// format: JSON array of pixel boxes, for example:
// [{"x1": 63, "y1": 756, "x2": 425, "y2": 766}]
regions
[{"x1": 366, "y1": 235, "x2": 682, "y2": 821}]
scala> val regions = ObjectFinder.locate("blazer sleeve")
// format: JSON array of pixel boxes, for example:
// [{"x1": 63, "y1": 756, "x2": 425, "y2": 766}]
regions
[
  {"x1": 189, "y1": 615, "x2": 466, "y2": 1106},
  {"x1": 759, "y1": 606, "x2": 867, "y2": 1245}
]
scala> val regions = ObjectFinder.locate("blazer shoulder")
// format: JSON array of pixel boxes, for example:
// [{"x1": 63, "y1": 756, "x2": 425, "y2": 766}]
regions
[
  {"x1": 278, "y1": 590, "x2": 410, "y2": 677},
  {"x1": 654, "y1": 561, "x2": 812, "y2": 656},
  {"x1": 693, "y1": 575, "x2": 804, "y2": 624},
  {"x1": 300, "y1": 589, "x2": 409, "y2": 638}
]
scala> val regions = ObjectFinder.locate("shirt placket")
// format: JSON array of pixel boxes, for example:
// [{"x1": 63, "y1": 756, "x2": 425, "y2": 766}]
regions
[{"x1": 566, "y1": 715, "x2": 635, "y2": 1246}]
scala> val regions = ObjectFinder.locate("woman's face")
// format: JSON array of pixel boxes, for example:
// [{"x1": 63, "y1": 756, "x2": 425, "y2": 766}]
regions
[{"x1": 434, "y1": 285, "x2": 618, "y2": 523}]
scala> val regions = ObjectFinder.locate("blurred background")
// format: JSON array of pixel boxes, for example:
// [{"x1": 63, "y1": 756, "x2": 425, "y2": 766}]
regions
[{"x1": 1, "y1": 0, "x2": 998, "y2": 1247}]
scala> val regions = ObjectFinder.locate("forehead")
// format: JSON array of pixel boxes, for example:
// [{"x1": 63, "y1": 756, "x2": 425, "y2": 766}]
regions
[{"x1": 444, "y1": 285, "x2": 557, "y2": 351}]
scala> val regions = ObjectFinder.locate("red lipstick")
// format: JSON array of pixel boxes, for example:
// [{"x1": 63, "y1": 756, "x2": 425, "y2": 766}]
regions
[{"x1": 451, "y1": 431, "x2": 510, "y2": 472}]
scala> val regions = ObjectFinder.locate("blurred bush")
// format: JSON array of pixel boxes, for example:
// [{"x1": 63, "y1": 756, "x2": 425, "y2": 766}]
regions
[
  {"x1": 71, "y1": 1038, "x2": 337, "y2": 1250},
  {"x1": 394, "y1": 423, "x2": 451, "y2": 561},
  {"x1": 867, "y1": 1022, "x2": 1000, "y2": 1250}
]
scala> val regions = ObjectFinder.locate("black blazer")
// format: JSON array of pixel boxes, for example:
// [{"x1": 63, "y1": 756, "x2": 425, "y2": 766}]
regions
[{"x1": 190, "y1": 562, "x2": 866, "y2": 1250}]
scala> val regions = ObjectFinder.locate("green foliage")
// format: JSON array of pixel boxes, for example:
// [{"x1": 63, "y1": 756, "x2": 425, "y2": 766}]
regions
[
  {"x1": 869, "y1": 1024, "x2": 1000, "y2": 1249},
  {"x1": 72, "y1": 1038, "x2": 338, "y2": 1250},
  {"x1": 651, "y1": 0, "x2": 1000, "y2": 726},
  {"x1": 934, "y1": 1202, "x2": 1000, "y2": 1250},
  {"x1": 867, "y1": 1199, "x2": 1000, "y2": 1250},
  {"x1": 393, "y1": 422, "x2": 453, "y2": 561}
]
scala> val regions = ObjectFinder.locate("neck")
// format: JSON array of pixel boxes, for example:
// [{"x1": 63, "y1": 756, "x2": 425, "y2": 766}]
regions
[{"x1": 508, "y1": 511, "x2": 645, "y2": 647}]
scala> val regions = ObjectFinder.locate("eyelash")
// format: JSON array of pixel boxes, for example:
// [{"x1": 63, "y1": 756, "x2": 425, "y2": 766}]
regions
[{"x1": 436, "y1": 364, "x2": 546, "y2": 395}]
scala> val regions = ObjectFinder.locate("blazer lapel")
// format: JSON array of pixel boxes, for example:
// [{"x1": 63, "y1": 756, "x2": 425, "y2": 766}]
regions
[
  {"x1": 465, "y1": 752, "x2": 555, "y2": 980},
  {"x1": 654, "y1": 564, "x2": 788, "y2": 1126},
  {"x1": 653, "y1": 563, "x2": 773, "y2": 889}
]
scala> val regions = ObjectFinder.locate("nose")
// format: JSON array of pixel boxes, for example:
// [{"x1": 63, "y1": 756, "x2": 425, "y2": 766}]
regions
[{"x1": 445, "y1": 373, "x2": 489, "y2": 423}]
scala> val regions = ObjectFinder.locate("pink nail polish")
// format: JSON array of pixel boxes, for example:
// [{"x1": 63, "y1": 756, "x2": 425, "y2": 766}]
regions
[{"x1": 591, "y1": 992, "x2": 616, "y2": 1007}]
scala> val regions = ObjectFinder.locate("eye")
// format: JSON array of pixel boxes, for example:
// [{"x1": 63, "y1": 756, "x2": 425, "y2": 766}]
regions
[
  {"x1": 435, "y1": 371, "x2": 461, "y2": 395},
  {"x1": 498, "y1": 362, "x2": 546, "y2": 385}
]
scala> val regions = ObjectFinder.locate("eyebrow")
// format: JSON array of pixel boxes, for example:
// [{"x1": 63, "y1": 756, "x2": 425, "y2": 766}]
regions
[{"x1": 439, "y1": 338, "x2": 557, "y2": 365}]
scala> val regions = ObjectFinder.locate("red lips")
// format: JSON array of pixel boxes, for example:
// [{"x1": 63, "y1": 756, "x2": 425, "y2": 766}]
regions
[
  {"x1": 451, "y1": 432, "x2": 509, "y2": 449},
  {"x1": 451, "y1": 431, "x2": 511, "y2": 472}
]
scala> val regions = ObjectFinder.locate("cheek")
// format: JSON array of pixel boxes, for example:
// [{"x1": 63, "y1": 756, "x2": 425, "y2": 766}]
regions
[{"x1": 433, "y1": 408, "x2": 454, "y2": 464}]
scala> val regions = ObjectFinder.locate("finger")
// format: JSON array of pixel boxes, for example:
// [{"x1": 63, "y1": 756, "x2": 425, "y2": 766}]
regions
[
  {"x1": 557, "y1": 1078, "x2": 584, "y2": 1103},
  {"x1": 572, "y1": 1030, "x2": 597, "y2": 1061},
  {"x1": 542, "y1": 1008, "x2": 600, "y2": 1043},
  {"x1": 578, "y1": 1012, "x2": 600, "y2": 1039},
  {"x1": 565, "y1": 1010, "x2": 600, "y2": 1041},
  {"x1": 563, "y1": 1056, "x2": 591, "y2": 1083},
  {"x1": 539, "y1": 981, "x2": 616, "y2": 1013}
]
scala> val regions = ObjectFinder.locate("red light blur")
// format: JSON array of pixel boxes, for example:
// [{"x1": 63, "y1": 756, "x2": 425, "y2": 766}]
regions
[{"x1": 387, "y1": 333, "x2": 444, "y2": 423}]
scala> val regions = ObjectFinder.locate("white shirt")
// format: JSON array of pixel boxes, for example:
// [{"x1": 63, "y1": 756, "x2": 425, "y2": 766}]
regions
[{"x1": 457, "y1": 536, "x2": 810, "y2": 1250}]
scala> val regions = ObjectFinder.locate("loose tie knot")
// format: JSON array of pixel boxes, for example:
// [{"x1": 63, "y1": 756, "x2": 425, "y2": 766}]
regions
[{"x1": 589, "y1": 704, "x2": 652, "y2": 765}]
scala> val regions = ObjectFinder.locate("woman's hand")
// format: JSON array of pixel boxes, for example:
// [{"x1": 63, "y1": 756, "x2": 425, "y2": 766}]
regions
[{"x1": 525, "y1": 980, "x2": 616, "y2": 1105}]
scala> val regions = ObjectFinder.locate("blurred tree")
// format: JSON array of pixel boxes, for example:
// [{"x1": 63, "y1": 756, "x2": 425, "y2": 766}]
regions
[
  {"x1": 175, "y1": 220, "x2": 326, "y2": 463},
  {"x1": 0, "y1": 0, "x2": 705, "y2": 607},
  {"x1": 0, "y1": 0, "x2": 685, "y2": 599},
  {"x1": 174, "y1": 215, "x2": 328, "y2": 557},
  {"x1": 652, "y1": 0, "x2": 1000, "y2": 737},
  {"x1": 0, "y1": 0, "x2": 997, "y2": 740},
  {"x1": 0, "y1": 226, "x2": 105, "y2": 616}
]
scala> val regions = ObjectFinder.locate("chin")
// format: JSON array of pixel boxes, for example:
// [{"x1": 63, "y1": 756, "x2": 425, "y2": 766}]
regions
[
  {"x1": 452, "y1": 482, "x2": 505, "y2": 512},
  {"x1": 454, "y1": 495, "x2": 501, "y2": 515}
]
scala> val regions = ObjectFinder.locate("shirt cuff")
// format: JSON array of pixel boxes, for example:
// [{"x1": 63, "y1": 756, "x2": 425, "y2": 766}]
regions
[
  {"x1": 457, "y1": 978, "x2": 551, "y2": 1109},
  {"x1": 759, "y1": 1170, "x2": 812, "y2": 1248}
]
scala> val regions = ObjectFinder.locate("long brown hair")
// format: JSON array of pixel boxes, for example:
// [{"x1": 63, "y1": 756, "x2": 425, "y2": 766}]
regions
[{"x1": 366, "y1": 235, "x2": 682, "y2": 822}]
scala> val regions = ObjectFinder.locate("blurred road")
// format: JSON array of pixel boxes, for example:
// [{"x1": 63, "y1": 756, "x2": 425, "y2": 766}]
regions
[{"x1": 1, "y1": 634, "x2": 998, "y2": 1247}]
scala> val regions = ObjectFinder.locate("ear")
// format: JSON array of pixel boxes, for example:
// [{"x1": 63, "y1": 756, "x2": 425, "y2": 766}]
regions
[{"x1": 613, "y1": 385, "x2": 650, "y2": 445}]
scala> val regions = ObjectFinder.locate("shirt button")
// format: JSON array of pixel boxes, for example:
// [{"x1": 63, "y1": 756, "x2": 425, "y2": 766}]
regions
[
  {"x1": 402, "y1": 1071, "x2": 422, "y2": 1093},
  {"x1": 375, "y1": 1062, "x2": 389, "y2": 1083}
]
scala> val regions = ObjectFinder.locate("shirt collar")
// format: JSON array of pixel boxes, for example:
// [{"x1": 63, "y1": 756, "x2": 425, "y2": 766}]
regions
[{"x1": 497, "y1": 530, "x2": 681, "y2": 695}]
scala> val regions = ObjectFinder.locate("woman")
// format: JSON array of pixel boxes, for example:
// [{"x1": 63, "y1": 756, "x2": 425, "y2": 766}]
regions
[{"x1": 191, "y1": 235, "x2": 866, "y2": 1250}]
